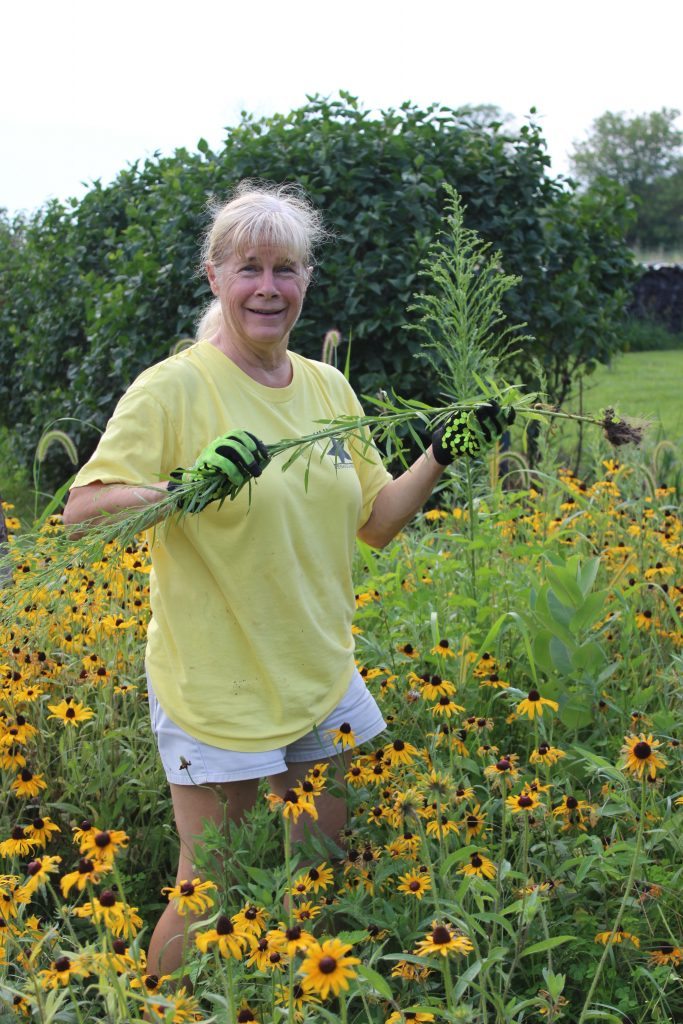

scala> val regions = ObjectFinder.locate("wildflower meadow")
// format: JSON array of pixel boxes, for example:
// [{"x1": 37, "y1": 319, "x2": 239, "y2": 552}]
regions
[{"x1": 0, "y1": 437, "x2": 681, "y2": 1024}]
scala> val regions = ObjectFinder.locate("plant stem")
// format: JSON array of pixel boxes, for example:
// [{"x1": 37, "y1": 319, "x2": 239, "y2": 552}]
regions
[{"x1": 577, "y1": 777, "x2": 647, "y2": 1024}]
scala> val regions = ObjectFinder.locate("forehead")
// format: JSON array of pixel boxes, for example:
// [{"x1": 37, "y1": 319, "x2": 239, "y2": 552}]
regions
[{"x1": 228, "y1": 245, "x2": 302, "y2": 266}]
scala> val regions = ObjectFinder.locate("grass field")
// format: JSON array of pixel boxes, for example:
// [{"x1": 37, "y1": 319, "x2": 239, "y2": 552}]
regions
[{"x1": 569, "y1": 349, "x2": 683, "y2": 442}]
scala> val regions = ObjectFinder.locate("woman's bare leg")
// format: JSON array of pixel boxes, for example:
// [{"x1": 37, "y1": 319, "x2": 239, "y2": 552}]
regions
[
  {"x1": 146, "y1": 778, "x2": 259, "y2": 980},
  {"x1": 268, "y1": 752, "x2": 352, "y2": 850}
]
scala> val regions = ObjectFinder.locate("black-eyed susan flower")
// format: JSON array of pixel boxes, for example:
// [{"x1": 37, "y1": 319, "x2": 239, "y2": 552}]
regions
[
  {"x1": 304, "y1": 862, "x2": 334, "y2": 893},
  {"x1": 506, "y1": 791, "x2": 542, "y2": 814},
  {"x1": 274, "y1": 981, "x2": 321, "y2": 1019},
  {"x1": 649, "y1": 943, "x2": 682, "y2": 966},
  {"x1": 431, "y1": 638, "x2": 455, "y2": 658},
  {"x1": 635, "y1": 609, "x2": 655, "y2": 630},
  {"x1": 195, "y1": 914, "x2": 247, "y2": 959},
  {"x1": 23, "y1": 815, "x2": 60, "y2": 848},
  {"x1": 594, "y1": 925, "x2": 640, "y2": 948},
  {"x1": 326, "y1": 721, "x2": 356, "y2": 749},
  {"x1": 516, "y1": 690, "x2": 559, "y2": 720},
  {"x1": 383, "y1": 738, "x2": 419, "y2": 766},
  {"x1": 430, "y1": 695, "x2": 465, "y2": 718},
  {"x1": 418, "y1": 673, "x2": 456, "y2": 700},
  {"x1": 20, "y1": 855, "x2": 62, "y2": 897},
  {"x1": 460, "y1": 804, "x2": 487, "y2": 840},
  {"x1": 292, "y1": 901, "x2": 321, "y2": 924},
  {"x1": 73, "y1": 889, "x2": 142, "y2": 938},
  {"x1": 11, "y1": 769, "x2": 47, "y2": 799},
  {"x1": 147, "y1": 988, "x2": 201, "y2": 1022},
  {"x1": 386, "y1": 1012, "x2": 436, "y2": 1023},
  {"x1": 413, "y1": 921, "x2": 474, "y2": 958},
  {"x1": 268, "y1": 924, "x2": 318, "y2": 958},
  {"x1": 299, "y1": 937, "x2": 360, "y2": 999},
  {"x1": 345, "y1": 760, "x2": 368, "y2": 788},
  {"x1": 390, "y1": 959, "x2": 432, "y2": 981},
  {"x1": 397, "y1": 642, "x2": 419, "y2": 659},
  {"x1": 60, "y1": 857, "x2": 110, "y2": 897},
  {"x1": 0, "y1": 826, "x2": 35, "y2": 858},
  {"x1": 246, "y1": 933, "x2": 288, "y2": 972},
  {"x1": 266, "y1": 789, "x2": 318, "y2": 823},
  {"x1": 397, "y1": 869, "x2": 432, "y2": 900},
  {"x1": 552, "y1": 794, "x2": 592, "y2": 831},
  {"x1": 47, "y1": 698, "x2": 95, "y2": 727},
  {"x1": 458, "y1": 851, "x2": 497, "y2": 880},
  {"x1": 234, "y1": 1002, "x2": 260, "y2": 1022},
  {"x1": 77, "y1": 827, "x2": 129, "y2": 865},
  {"x1": 232, "y1": 903, "x2": 267, "y2": 936},
  {"x1": 38, "y1": 954, "x2": 89, "y2": 989},
  {"x1": 0, "y1": 745, "x2": 27, "y2": 771},
  {"x1": 530, "y1": 742, "x2": 566, "y2": 766},
  {"x1": 620, "y1": 734, "x2": 667, "y2": 779},
  {"x1": 484, "y1": 756, "x2": 520, "y2": 789},
  {"x1": 425, "y1": 815, "x2": 459, "y2": 839},
  {"x1": 161, "y1": 878, "x2": 216, "y2": 916}
]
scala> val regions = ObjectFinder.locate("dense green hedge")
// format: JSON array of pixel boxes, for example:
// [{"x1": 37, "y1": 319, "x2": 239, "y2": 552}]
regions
[{"x1": 0, "y1": 94, "x2": 637, "y2": 486}]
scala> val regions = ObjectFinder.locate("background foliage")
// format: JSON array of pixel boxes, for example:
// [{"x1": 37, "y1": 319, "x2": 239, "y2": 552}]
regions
[
  {"x1": 0, "y1": 93, "x2": 637, "y2": 488},
  {"x1": 569, "y1": 107, "x2": 683, "y2": 255}
]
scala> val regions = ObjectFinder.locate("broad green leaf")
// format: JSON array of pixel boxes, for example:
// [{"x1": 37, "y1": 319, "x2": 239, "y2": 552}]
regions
[{"x1": 356, "y1": 963, "x2": 393, "y2": 999}]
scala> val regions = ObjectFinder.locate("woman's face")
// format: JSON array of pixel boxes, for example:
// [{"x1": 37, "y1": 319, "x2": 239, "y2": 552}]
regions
[{"x1": 206, "y1": 246, "x2": 310, "y2": 355}]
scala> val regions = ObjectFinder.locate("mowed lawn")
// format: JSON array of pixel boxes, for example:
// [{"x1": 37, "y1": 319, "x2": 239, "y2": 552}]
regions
[{"x1": 569, "y1": 349, "x2": 683, "y2": 442}]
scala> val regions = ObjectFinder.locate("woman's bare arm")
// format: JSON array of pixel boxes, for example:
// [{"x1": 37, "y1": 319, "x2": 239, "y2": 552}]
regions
[
  {"x1": 356, "y1": 447, "x2": 445, "y2": 550},
  {"x1": 62, "y1": 480, "x2": 174, "y2": 533}
]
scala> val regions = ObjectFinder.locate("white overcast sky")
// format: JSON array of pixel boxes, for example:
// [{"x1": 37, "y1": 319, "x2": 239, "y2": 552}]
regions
[{"x1": 2, "y1": 0, "x2": 681, "y2": 217}]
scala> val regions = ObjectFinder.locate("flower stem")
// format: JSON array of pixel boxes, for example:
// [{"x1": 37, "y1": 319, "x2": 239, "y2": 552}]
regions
[{"x1": 577, "y1": 777, "x2": 647, "y2": 1024}]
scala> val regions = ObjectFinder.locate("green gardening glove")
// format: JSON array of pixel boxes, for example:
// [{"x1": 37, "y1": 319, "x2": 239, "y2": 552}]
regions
[
  {"x1": 190, "y1": 430, "x2": 271, "y2": 487},
  {"x1": 431, "y1": 401, "x2": 515, "y2": 465},
  {"x1": 168, "y1": 430, "x2": 270, "y2": 512}
]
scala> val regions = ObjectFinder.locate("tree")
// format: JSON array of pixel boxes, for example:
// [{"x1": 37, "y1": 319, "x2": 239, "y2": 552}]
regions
[{"x1": 569, "y1": 108, "x2": 683, "y2": 251}]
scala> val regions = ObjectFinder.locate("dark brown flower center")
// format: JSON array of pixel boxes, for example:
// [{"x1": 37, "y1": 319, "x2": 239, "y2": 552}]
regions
[
  {"x1": 432, "y1": 925, "x2": 452, "y2": 944},
  {"x1": 319, "y1": 954, "x2": 338, "y2": 973},
  {"x1": 527, "y1": 689, "x2": 540, "y2": 701},
  {"x1": 633, "y1": 741, "x2": 652, "y2": 759},
  {"x1": 179, "y1": 882, "x2": 195, "y2": 896},
  {"x1": 54, "y1": 956, "x2": 71, "y2": 972},
  {"x1": 216, "y1": 915, "x2": 234, "y2": 935}
]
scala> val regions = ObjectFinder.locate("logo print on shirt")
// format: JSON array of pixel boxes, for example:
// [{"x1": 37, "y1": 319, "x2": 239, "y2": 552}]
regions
[{"x1": 327, "y1": 438, "x2": 354, "y2": 467}]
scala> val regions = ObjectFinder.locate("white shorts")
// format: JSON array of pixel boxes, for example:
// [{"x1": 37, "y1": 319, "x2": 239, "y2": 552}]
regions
[{"x1": 147, "y1": 669, "x2": 386, "y2": 785}]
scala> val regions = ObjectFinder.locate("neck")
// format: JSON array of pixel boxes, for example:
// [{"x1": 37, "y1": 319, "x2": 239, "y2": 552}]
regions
[{"x1": 208, "y1": 332, "x2": 293, "y2": 387}]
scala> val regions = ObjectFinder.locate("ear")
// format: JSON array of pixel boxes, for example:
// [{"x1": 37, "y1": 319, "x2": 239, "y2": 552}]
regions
[{"x1": 206, "y1": 261, "x2": 220, "y2": 296}]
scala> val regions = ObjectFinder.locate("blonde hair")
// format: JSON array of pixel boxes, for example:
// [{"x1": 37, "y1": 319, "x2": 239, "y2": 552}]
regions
[
  {"x1": 201, "y1": 180, "x2": 327, "y2": 269},
  {"x1": 195, "y1": 299, "x2": 223, "y2": 340}
]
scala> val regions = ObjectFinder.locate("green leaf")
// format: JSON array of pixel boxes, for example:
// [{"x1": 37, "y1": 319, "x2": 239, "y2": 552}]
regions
[
  {"x1": 545, "y1": 564, "x2": 584, "y2": 607},
  {"x1": 355, "y1": 963, "x2": 393, "y2": 999},
  {"x1": 520, "y1": 935, "x2": 577, "y2": 957}
]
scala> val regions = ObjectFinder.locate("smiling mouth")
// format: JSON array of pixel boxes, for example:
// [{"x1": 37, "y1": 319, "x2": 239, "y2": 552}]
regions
[{"x1": 247, "y1": 308, "x2": 285, "y2": 316}]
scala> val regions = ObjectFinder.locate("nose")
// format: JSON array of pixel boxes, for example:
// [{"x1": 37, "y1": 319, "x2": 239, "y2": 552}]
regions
[{"x1": 256, "y1": 268, "x2": 279, "y2": 296}]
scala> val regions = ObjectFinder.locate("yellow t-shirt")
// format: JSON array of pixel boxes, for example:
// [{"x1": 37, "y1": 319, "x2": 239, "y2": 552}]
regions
[{"x1": 72, "y1": 341, "x2": 392, "y2": 751}]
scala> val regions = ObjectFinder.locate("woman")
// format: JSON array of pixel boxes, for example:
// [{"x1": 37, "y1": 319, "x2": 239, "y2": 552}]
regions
[{"x1": 63, "y1": 180, "x2": 504, "y2": 978}]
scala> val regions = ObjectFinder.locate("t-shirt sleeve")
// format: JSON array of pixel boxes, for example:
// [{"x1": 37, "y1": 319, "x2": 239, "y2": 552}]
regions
[{"x1": 72, "y1": 385, "x2": 179, "y2": 489}]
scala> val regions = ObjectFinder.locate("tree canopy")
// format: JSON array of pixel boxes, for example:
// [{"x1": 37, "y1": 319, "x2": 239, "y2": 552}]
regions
[{"x1": 569, "y1": 108, "x2": 683, "y2": 252}]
